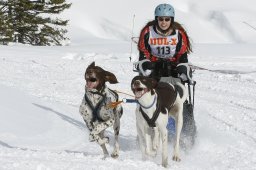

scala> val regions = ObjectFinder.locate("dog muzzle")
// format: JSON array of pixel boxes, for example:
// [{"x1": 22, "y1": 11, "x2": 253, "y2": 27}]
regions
[{"x1": 133, "y1": 87, "x2": 149, "y2": 99}]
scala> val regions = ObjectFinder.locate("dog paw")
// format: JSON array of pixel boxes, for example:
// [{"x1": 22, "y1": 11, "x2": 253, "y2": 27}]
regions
[
  {"x1": 103, "y1": 137, "x2": 109, "y2": 144},
  {"x1": 162, "y1": 162, "x2": 168, "y2": 168},
  {"x1": 111, "y1": 152, "x2": 119, "y2": 159},
  {"x1": 151, "y1": 151, "x2": 157, "y2": 157},
  {"x1": 152, "y1": 143, "x2": 158, "y2": 151},
  {"x1": 172, "y1": 155, "x2": 181, "y2": 162},
  {"x1": 152, "y1": 140, "x2": 158, "y2": 150},
  {"x1": 145, "y1": 148, "x2": 157, "y2": 157},
  {"x1": 97, "y1": 137, "x2": 109, "y2": 145},
  {"x1": 88, "y1": 134, "x2": 95, "y2": 142},
  {"x1": 102, "y1": 153, "x2": 109, "y2": 160}
]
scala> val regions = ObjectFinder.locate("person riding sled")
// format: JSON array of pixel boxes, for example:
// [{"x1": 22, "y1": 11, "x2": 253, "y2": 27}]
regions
[{"x1": 134, "y1": 3, "x2": 197, "y2": 148}]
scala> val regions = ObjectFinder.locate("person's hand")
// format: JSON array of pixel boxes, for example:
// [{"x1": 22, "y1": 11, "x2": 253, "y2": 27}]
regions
[
  {"x1": 133, "y1": 59, "x2": 153, "y2": 76},
  {"x1": 142, "y1": 61, "x2": 155, "y2": 70},
  {"x1": 177, "y1": 63, "x2": 194, "y2": 84}
]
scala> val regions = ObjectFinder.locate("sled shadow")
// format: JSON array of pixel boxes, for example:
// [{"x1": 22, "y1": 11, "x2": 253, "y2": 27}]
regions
[{"x1": 32, "y1": 103, "x2": 86, "y2": 130}]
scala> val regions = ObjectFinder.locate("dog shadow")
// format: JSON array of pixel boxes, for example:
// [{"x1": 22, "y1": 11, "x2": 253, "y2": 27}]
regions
[
  {"x1": 0, "y1": 139, "x2": 95, "y2": 156},
  {"x1": 0, "y1": 140, "x2": 39, "y2": 152},
  {"x1": 32, "y1": 103, "x2": 86, "y2": 131},
  {"x1": 104, "y1": 131, "x2": 138, "y2": 152},
  {"x1": 0, "y1": 140, "x2": 17, "y2": 149},
  {"x1": 32, "y1": 103, "x2": 138, "y2": 152}
]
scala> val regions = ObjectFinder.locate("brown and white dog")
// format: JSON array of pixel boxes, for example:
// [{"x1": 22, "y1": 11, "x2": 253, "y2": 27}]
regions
[
  {"x1": 131, "y1": 76, "x2": 187, "y2": 168},
  {"x1": 79, "y1": 62, "x2": 123, "y2": 158}
]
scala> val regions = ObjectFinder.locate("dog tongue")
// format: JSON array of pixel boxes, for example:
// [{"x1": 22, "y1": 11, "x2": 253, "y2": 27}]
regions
[{"x1": 86, "y1": 82, "x2": 95, "y2": 89}]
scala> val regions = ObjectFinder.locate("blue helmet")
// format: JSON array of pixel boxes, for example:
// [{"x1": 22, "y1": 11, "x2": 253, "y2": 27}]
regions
[{"x1": 154, "y1": 4, "x2": 175, "y2": 17}]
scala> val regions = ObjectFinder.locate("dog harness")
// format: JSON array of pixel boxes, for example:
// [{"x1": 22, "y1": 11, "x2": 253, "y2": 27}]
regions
[
  {"x1": 84, "y1": 87, "x2": 122, "y2": 124},
  {"x1": 139, "y1": 96, "x2": 161, "y2": 127},
  {"x1": 139, "y1": 82, "x2": 178, "y2": 127},
  {"x1": 84, "y1": 91, "x2": 107, "y2": 123}
]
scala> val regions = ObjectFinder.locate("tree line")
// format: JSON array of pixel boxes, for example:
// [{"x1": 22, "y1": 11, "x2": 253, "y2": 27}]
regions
[{"x1": 0, "y1": 0, "x2": 71, "y2": 45}]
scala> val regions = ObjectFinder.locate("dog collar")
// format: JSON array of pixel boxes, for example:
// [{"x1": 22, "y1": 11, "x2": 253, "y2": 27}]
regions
[{"x1": 137, "y1": 95, "x2": 157, "y2": 109}]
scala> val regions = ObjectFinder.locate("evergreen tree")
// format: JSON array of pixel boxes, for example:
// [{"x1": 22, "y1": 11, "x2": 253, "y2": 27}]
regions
[
  {"x1": 0, "y1": 0, "x2": 13, "y2": 44},
  {"x1": 0, "y1": 0, "x2": 71, "y2": 45},
  {"x1": 35, "y1": 0, "x2": 72, "y2": 45}
]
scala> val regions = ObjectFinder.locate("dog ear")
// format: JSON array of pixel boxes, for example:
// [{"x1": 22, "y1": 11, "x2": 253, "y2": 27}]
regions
[
  {"x1": 150, "y1": 78, "x2": 158, "y2": 88},
  {"x1": 84, "y1": 62, "x2": 96, "y2": 80},
  {"x1": 149, "y1": 78, "x2": 158, "y2": 95},
  {"x1": 104, "y1": 71, "x2": 118, "y2": 84},
  {"x1": 85, "y1": 62, "x2": 96, "y2": 74},
  {"x1": 88, "y1": 62, "x2": 95, "y2": 68}
]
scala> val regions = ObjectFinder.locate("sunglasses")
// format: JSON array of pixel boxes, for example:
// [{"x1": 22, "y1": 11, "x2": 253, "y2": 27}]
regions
[
  {"x1": 158, "y1": 17, "x2": 171, "y2": 22},
  {"x1": 86, "y1": 77, "x2": 97, "y2": 82}
]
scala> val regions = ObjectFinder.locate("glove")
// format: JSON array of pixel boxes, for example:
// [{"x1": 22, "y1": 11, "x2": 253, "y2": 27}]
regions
[
  {"x1": 133, "y1": 59, "x2": 153, "y2": 76},
  {"x1": 142, "y1": 61, "x2": 155, "y2": 70},
  {"x1": 177, "y1": 63, "x2": 194, "y2": 84}
]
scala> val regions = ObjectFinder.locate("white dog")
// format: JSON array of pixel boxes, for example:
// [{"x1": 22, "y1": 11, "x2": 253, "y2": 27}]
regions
[
  {"x1": 131, "y1": 76, "x2": 187, "y2": 167},
  {"x1": 79, "y1": 62, "x2": 123, "y2": 158}
]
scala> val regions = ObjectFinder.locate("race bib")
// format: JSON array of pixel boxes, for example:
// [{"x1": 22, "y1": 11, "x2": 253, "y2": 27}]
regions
[{"x1": 148, "y1": 26, "x2": 179, "y2": 59}]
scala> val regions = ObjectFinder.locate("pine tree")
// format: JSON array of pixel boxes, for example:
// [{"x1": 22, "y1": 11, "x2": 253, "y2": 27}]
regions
[
  {"x1": 0, "y1": 0, "x2": 71, "y2": 45},
  {"x1": 35, "y1": 0, "x2": 72, "y2": 45},
  {"x1": 0, "y1": 0, "x2": 13, "y2": 44}
]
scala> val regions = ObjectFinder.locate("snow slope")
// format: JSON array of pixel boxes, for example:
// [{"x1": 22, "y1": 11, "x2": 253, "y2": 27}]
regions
[
  {"x1": 64, "y1": 0, "x2": 256, "y2": 43},
  {"x1": 1, "y1": 0, "x2": 256, "y2": 169}
]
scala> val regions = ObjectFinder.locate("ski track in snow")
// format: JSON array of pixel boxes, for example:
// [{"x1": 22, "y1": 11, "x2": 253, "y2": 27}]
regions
[
  {"x1": 195, "y1": 71, "x2": 256, "y2": 141},
  {"x1": 1, "y1": 46, "x2": 256, "y2": 169}
]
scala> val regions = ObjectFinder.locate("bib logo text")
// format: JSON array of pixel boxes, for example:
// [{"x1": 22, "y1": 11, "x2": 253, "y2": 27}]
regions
[{"x1": 150, "y1": 37, "x2": 177, "y2": 45}]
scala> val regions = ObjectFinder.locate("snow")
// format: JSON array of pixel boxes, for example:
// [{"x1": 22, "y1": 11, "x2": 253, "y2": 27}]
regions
[{"x1": 1, "y1": 0, "x2": 256, "y2": 169}]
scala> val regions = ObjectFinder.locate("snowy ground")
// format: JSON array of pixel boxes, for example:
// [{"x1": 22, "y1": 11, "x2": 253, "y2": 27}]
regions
[
  {"x1": 1, "y1": 0, "x2": 256, "y2": 169},
  {"x1": 1, "y1": 43, "x2": 256, "y2": 170}
]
